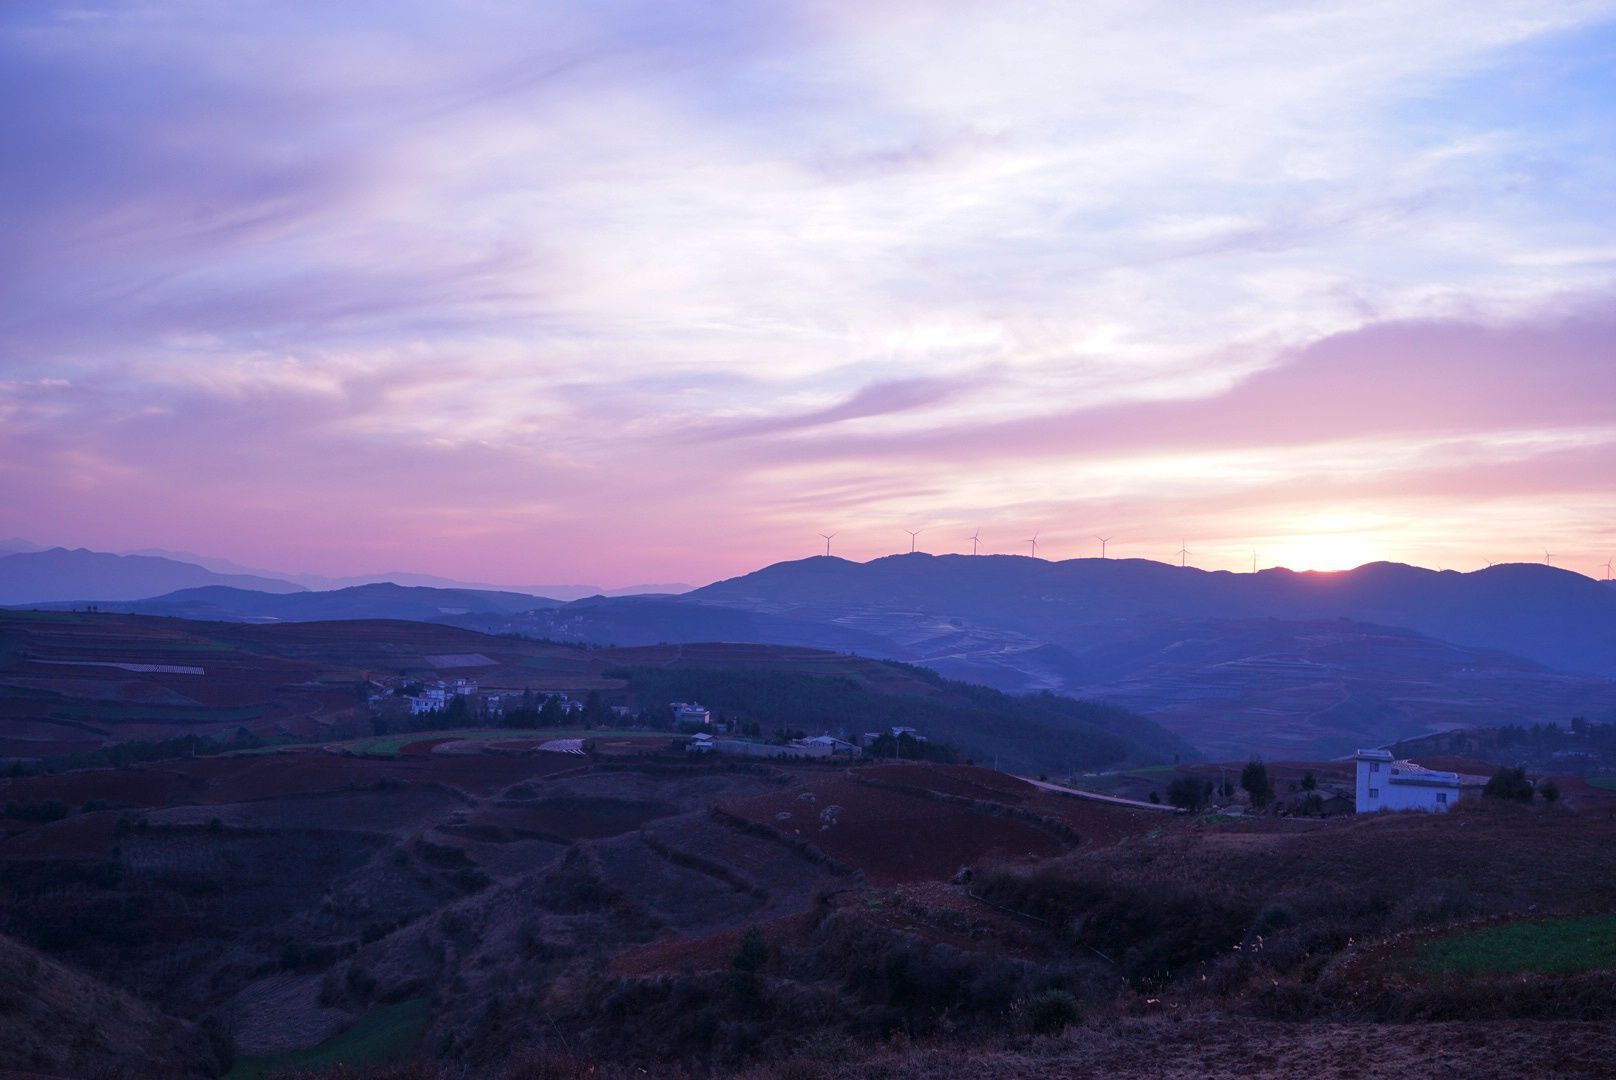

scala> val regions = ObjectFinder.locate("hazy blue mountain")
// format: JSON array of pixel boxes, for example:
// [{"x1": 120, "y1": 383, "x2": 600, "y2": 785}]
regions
[
  {"x1": 442, "y1": 594, "x2": 899, "y2": 654},
  {"x1": 692, "y1": 554, "x2": 1616, "y2": 679},
  {"x1": 121, "y1": 547, "x2": 691, "y2": 599},
  {"x1": 0, "y1": 538, "x2": 43, "y2": 557},
  {"x1": 0, "y1": 548, "x2": 306, "y2": 605},
  {"x1": 29, "y1": 582, "x2": 563, "y2": 622}
]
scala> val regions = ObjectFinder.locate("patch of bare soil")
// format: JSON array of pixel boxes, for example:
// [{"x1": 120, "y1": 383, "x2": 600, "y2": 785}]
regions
[
  {"x1": 229, "y1": 972, "x2": 350, "y2": 1055},
  {"x1": 738, "y1": 1016, "x2": 1616, "y2": 1079},
  {"x1": 722, "y1": 775, "x2": 1065, "y2": 884}
]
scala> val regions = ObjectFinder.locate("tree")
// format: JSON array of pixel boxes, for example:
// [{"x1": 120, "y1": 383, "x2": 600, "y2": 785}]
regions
[
  {"x1": 731, "y1": 925, "x2": 768, "y2": 973},
  {"x1": 1300, "y1": 770, "x2": 1317, "y2": 792},
  {"x1": 1166, "y1": 774, "x2": 1212, "y2": 811},
  {"x1": 1241, "y1": 758, "x2": 1273, "y2": 809},
  {"x1": 1482, "y1": 766, "x2": 1534, "y2": 802},
  {"x1": 538, "y1": 695, "x2": 566, "y2": 728},
  {"x1": 1540, "y1": 779, "x2": 1560, "y2": 805}
]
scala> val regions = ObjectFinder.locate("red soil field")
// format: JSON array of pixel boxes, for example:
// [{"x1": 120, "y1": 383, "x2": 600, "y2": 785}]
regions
[
  {"x1": 722, "y1": 775, "x2": 1064, "y2": 884},
  {"x1": 609, "y1": 912, "x2": 814, "y2": 976},
  {"x1": 851, "y1": 762, "x2": 1159, "y2": 849},
  {"x1": 153, "y1": 750, "x2": 589, "y2": 802},
  {"x1": 0, "y1": 739, "x2": 102, "y2": 759},
  {"x1": 1022, "y1": 791, "x2": 1163, "y2": 847},
  {"x1": 859, "y1": 762, "x2": 1040, "y2": 801},
  {"x1": 468, "y1": 798, "x2": 673, "y2": 841},
  {"x1": 0, "y1": 811, "x2": 119, "y2": 860},
  {"x1": 0, "y1": 765, "x2": 196, "y2": 809},
  {"x1": 399, "y1": 738, "x2": 456, "y2": 757}
]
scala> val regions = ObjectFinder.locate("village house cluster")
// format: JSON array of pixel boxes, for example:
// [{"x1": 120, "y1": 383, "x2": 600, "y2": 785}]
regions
[{"x1": 678, "y1": 700, "x2": 883, "y2": 759}]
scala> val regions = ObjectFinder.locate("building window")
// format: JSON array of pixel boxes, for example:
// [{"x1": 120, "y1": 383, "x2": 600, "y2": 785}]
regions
[
  {"x1": 1437, "y1": 793, "x2": 1447, "y2": 804},
  {"x1": 1370, "y1": 762, "x2": 1380, "y2": 772},
  {"x1": 1368, "y1": 788, "x2": 1380, "y2": 799}
]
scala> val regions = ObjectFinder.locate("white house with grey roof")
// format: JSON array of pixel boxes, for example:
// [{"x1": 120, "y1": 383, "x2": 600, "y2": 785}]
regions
[{"x1": 1354, "y1": 749, "x2": 1462, "y2": 812}]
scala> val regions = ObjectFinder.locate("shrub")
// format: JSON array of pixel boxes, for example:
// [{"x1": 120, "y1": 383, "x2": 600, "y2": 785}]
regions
[
  {"x1": 1166, "y1": 775, "x2": 1211, "y2": 811},
  {"x1": 1020, "y1": 988, "x2": 1081, "y2": 1033},
  {"x1": 1540, "y1": 780, "x2": 1560, "y2": 805},
  {"x1": 1483, "y1": 767, "x2": 1534, "y2": 802},
  {"x1": 732, "y1": 926, "x2": 768, "y2": 973}
]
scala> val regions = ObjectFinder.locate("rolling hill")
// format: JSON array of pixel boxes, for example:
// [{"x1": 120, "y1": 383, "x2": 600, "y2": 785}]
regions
[
  {"x1": 439, "y1": 555, "x2": 1616, "y2": 759},
  {"x1": 692, "y1": 555, "x2": 1616, "y2": 679},
  {"x1": 0, "y1": 611, "x2": 1189, "y2": 773}
]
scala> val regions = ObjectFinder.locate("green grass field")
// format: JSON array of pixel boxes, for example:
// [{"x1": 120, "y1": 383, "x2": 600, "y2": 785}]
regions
[
  {"x1": 344, "y1": 726, "x2": 671, "y2": 756},
  {"x1": 48, "y1": 703, "x2": 267, "y2": 722},
  {"x1": 226, "y1": 998, "x2": 430, "y2": 1079},
  {"x1": 1587, "y1": 777, "x2": 1616, "y2": 792},
  {"x1": 1419, "y1": 915, "x2": 1616, "y2": 977}
]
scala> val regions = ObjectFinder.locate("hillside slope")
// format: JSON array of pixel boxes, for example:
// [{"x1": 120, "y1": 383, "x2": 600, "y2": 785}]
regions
[{"x1": 0, "y1": 931, "x2": 218, "y2": 1077}]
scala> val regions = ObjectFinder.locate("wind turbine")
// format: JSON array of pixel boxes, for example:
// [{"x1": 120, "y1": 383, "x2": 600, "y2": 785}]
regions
[
  {"x1": 1545, "y1": 550, "x2": 1554, "y2": 567},
  {"x1": 1177, "y1": 541, "x2": 1191, "y2": 568},
  {"x1": 1095, "y1": 536, "x2": 1111, "y2": 559},
  {"x1": 967, "y1": 529, "x2": 981, "y2": 556},
  {"x1": 819, "y1": 532, "x2": 837, "y2": 558},
  {"x1": 904, "y1": 528, "x2": 922, "y2": 554},
  {"x1": 1025, "y1": 533, "x2": 1039, "y2": 559},
  {"x1": 1251, "y1": 550, "x2": 1258, "y2": 574},
  {"x1": 1604, "y1": 559, "x2": 1612, "y2": 581}
]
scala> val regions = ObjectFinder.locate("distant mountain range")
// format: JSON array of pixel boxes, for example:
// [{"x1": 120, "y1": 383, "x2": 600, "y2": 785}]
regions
[
  {"x1": 445, "y1": 555, "x2": 1616, "y2": 759},
  {"x1": 45, "y1": 582, "x2": 563, "y2": 622},
  {"x1": 120, "y1": 547, "x2": 693, "y2": 599},
  {"x1": 691, "y1": 555, "x2": 1616, "y2": 680},
  {"x1": 8, "y1": 547, "x2": 1616, "y2": 759},
  {"x1": 0, "y1": 548, "x2": 308, "y2": 605},
  {"x1": 0, "y1": 545, "x2": 689, "y2": 605}
]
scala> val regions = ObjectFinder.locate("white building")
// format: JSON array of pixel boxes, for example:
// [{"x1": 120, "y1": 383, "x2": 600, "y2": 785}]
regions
[
  {"x1": 408, "y1": 681, "x2": 450, "y2": 716},
  {"x1": 791, "y1": 735, "x2": 862, "y2": 758},
  {"x1": 671, "y1": 702, "x2": 711, "y2": 727},
  {"x1": 1354, "y1": 749, "x2": 1462, "y2": 813}
]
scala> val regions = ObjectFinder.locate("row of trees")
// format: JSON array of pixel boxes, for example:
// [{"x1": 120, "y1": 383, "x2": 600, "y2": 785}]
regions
[{"x1": 1164, "y1": 758, "x2": 1280, "y2": 812}]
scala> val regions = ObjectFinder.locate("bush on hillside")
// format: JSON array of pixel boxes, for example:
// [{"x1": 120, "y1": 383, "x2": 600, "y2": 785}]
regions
[
  {"x1": 1166, "y1": 775, "x2": 1212, "y2": 811},
  {"x1": 1483, "y1": 767, "x2": 1534, "y2": 802}
]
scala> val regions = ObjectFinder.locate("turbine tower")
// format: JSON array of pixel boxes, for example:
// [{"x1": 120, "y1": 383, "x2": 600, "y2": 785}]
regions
[
  {"x1": 1545, "y1": 550, "x2": 1554, "y2": 567},
  {"x1": 967, "y1": 529, "x2": 981, "y2": 556},
  {"x1": 1095, "y1": 535, "x2": 1111, "y2": 559},
  {"x1": 1604, "y1": 559, "x2": 1612, "y2": 581},
  {"x1": 819, "y1": 532, "x2": 837, "y2": 558},
  {"x1": 1177, "y1": 541, "x2": 1191, "y2": 568},
  {"x1": 1251, "y1": 550, "x2": 1257, "y2": 574},
  {"x1": 904, "y1": 528, "x2": 922, "y2": 554},
  {"x1": 1025, "y1": 533, "x2": 1039, "y2": 559}
]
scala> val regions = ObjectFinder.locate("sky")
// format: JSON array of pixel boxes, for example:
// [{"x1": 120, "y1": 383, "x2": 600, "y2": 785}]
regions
[{"x1": 2, "y1": 1, "x2": 1615, "y2": 588}]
